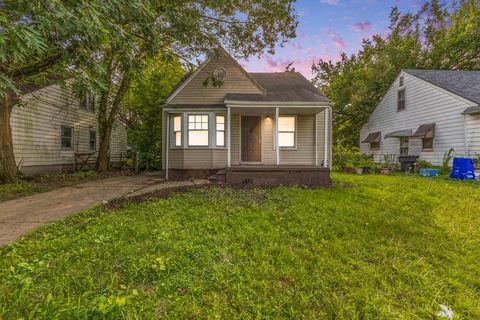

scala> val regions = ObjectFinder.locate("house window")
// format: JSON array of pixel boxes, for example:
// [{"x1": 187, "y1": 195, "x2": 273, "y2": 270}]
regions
[
  {"x1": 188, "y1": 114, "x2": 209, "y2": 146},
  {"x1": 370, "y1": 142, "x2": 380, "y2": 149},
  {"x1": 61, "y1": 126, "x2": 73, "y2": 149},
  {"x1": 278, "y1": 116, "x2": 296, "y2": 147},
  {"x1": 397, "y1": 89, "x2": 406, "y2": 111},
  {"x1": 399, "y1": 76, "x2": 404, "y2": 87},
  {"x1": 89, "y1": 131, "x2": 96, "y2": 150},
  {"x1": 422, "y1": 138, "x2": 434, "y2": 150},
  {"x1": 173, "y1": 115, "x2": 182, "y2": 147},
  {"x1": 216, "y1": 115, "x2": 225, "y2": 147},
  {"x1": 400, "y1": 137, "x2": 409, "y2": 155},
  {"x1": 81, "y1": 93, "x2": 96, "y2": 112}
]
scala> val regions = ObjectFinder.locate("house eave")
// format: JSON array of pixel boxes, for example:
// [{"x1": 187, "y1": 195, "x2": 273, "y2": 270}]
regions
[{"x1": 224, "y1": 100, "x2": 332, "y2": 107}]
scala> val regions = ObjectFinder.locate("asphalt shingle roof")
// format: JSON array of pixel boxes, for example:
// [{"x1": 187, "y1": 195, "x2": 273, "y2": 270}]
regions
[
  {"x1": 225, "y1": 72, "x2": 331, "y2": 103},
  {"x1": 403, "y1": 69, "x2": 480, "y2": 106}
]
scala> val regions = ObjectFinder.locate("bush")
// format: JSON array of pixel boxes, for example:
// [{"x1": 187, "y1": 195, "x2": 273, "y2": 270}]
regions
[{"x1": 440, "y1": 148, "x2": 454, "y2": 175}]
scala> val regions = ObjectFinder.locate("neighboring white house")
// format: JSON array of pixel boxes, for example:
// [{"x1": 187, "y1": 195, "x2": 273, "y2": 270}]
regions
[
  {"x1": 11, "y1": 82, "x2": 128, "y2": 175},
  {"x1": 360, "y1": 70, "x2": 480, "y2": 166}
]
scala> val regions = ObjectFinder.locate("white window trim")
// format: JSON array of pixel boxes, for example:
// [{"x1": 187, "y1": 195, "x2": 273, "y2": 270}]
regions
[
  {"x1": 215, "y1": 114, "x2": 226, "y2": 147},
  {"x1": 187, "y1": 114, "x2": 210, "y2": 147},
  {"x1": 61, "y1": 125, "x2": 73, "y2": 150},
  {"x1": 397, "y1": 88, "x2": 406, "y2": 111},
  {"x1": 173, "y1": 114, "x2": 182, "y2": 147},
  {"x1": 275, "y1": 115, "x2": 297, "y2": 150}
]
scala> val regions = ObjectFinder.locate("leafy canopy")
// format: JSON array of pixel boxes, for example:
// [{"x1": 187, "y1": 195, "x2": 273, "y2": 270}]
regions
[{"x1": 313, "y1": 0, "x2": 480, "y2": 150}]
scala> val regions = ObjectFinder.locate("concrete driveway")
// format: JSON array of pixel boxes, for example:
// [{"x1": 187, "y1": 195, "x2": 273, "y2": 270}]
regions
[{"x1": 0, "y1": 173, "x2": 168, "y2": 245}]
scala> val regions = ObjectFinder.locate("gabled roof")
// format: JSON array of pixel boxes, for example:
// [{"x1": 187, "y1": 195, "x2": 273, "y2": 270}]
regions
[
  {"x1": 225, "y1": 72, "x2": 331, "y2": 103},
  {"x1": 403, "y1": 69, "x2": 480, "y2": 106},
  {"x1": 165, "y1": 47, "x2": 265, "y2": 103}
]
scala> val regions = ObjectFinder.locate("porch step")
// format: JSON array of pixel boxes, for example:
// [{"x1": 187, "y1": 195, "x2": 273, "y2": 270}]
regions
[{"x1": 208, "y1": 169, "x2": 226, "y2": 183}]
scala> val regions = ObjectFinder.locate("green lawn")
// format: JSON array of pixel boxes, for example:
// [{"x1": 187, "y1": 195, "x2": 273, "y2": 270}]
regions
[{"x1": 1, "y1": 174, "x2": 479, "y2": 319}]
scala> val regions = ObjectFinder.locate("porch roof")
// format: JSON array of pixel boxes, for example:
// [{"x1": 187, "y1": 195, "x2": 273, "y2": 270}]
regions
[{"x1": 225, "y1": 72, "x2": 331, "y2": 104}]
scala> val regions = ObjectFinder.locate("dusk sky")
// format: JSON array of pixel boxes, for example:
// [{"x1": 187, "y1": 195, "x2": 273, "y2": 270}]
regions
[{"x1": 240, "y1": 0, "x2": 424, "y2": 79}]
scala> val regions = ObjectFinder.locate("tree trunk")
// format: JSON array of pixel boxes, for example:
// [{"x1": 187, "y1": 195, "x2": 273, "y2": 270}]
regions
[
  {"x1": 97, "y1": 125, "x2": 112, "y2": 173},
  {"x1": 0, "y1": 92, "x2": 18, "y2": 184}
]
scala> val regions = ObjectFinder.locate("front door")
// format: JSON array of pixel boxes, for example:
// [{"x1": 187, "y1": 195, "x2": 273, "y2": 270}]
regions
[{"x1": 241, "y1": 115, "x2": 262, "y2": 162}]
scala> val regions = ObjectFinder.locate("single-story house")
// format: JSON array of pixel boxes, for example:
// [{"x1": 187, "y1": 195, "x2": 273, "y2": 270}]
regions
[
  {"x1": 162, "y1": 47, "x2": 332, "y2": 186},
  {"x1": 11, "y1": 82, "x2": 128, "y2": 175},
  {"x1": 360, "y1": 69, "x2": 480, "y2": 166}
]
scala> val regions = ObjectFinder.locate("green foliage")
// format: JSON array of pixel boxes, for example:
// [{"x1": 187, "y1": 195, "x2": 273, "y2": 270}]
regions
[
  {"x1": 312, "y1": 0, "x2": 480, "y2": 150},
  {"x1": 1, "y1": 175, "x2": 480, "y2": 318},
  {"x1": 120, "y1": 56, "x2": 184, "y2": 170},
  {"x1": 440, "y1": 148, "x2": 455, "y2": 175},
  {"x1": 417, "y1": 160, "x2": 435, "y2": 169}
]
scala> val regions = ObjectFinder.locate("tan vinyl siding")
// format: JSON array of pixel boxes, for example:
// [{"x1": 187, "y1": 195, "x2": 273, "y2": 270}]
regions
[
  {"x1": 169, "y1": 52, "x2": 263, "y2": 105},
  {"x1": 360, "y1": 72, "x2": 476, "y2": 166},
  {"x1": 166, "y1": 110, "x2": 328, "y2": 169},
  {"x1": 280, "y1": 115, "x2": 316, "y2": 165},
  {"x1": 11, "y1": 83, "x2": 127, "y2": 173}
]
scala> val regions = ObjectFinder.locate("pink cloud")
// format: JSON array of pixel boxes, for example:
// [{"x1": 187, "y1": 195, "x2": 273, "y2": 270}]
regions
[
  {"x1": 328, "y1": 30, "x2": 346, "y2": 50},
  {"x1": 288, "y1": 42, "x2": 303, "y2": 50},
  {"x1": 259, "y1": 54, "x2": 340, "y2": 79},
  {"x1": 352, "y1": 21, "x2": 372, "y2": 32}
]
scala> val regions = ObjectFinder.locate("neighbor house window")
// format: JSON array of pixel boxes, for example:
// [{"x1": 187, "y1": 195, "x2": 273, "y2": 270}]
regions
[
  {"x1": 278, "y1": 116, "x2": 296, "y2": 147},
  {"x1": 89, "y1": 130, "x2": 96, "y2": 150},
  {"x1": 188, "y1": 114, "x2": 209, "y2": 146},
  {"x1": 399, "y1": 76, "x2": 404, "y2": 87},
  {"x1": 422, "y1": 138, "x2": 434, "y2": 150},
  {"x1": 216, "y1": 115, "x2": 225, "y2": 147},
  {"x1": 398, "y1": 89, "x2": 406, "y2": 111},
  {"x1": 370, "y1": 142, "x2": 380, "y2": 149},
  {"x1": 173, "y1": 115, "x2": 182, "y2": 147},
  {"x1": 400, "y1": 137, "x2": 409, "y2": 155},
  {"x1": 81, "y1": 93, "x2": 96, "y2": 112},
  {"x1": 61, "y1": 126, "x2": 73, "y2": 149}
]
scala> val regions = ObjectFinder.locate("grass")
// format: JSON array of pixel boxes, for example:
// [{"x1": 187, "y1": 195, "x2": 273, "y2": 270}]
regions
[
  {"x1": 0, "y1": 171, "x2": 123, "y2": 202},
  {"x1": 1, "y1": 173, "x2": 479, "y2": 319}
]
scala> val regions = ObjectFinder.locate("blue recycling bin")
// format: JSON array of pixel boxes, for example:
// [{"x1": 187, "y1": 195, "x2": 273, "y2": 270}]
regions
[{"x1": 449, "y1": 157, "x2": 476, "y2": 180}]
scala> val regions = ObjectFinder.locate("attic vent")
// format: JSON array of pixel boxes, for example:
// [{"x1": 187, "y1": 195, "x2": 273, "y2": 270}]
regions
[
  {"x1": 399, "y1": 76, "x2": 404, "y2": 87},
  {"x1": 213, "y1": 68, "x2": 227, "y2": 82}
]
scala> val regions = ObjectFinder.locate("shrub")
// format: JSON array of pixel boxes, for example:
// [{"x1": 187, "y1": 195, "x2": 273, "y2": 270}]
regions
[{"x1": 440, "y1": 148, "x2": 454, "y2": 175}]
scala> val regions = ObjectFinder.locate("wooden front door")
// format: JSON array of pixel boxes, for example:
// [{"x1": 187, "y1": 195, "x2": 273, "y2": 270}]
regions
[{"x1": 241, "y1": 115, "x2": 262, "y2": 162}]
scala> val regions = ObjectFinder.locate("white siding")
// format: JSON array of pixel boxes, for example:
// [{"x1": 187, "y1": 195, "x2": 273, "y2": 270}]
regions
[
  {"x1": 11, "y1": 83, "x2": 128, "y2": 174},
  {"x1": 360, "y1": 72, "x2": 477, "y2": 166}
]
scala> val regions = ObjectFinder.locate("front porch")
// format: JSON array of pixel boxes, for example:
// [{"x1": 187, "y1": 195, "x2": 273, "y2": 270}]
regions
[{"x1": 224, "y1": 165, "x2": 330, "y2": 186}]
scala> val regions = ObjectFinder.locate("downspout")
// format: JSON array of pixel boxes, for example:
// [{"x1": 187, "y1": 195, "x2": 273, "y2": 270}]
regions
[
  {"x1": 463, "y1": 114, "x2": 469, "y2": 157},
  {"x1": 165, "y1": 112, "x2": 169, "y2": 180}
]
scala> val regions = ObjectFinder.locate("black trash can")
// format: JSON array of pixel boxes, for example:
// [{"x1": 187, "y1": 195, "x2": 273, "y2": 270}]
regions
[{"x1": 398, "y1": 155, "x2": 419, "y2": 172}]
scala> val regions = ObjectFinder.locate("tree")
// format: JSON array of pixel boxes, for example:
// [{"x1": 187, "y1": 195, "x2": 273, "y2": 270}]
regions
[
  {"x1": 71, "y1": 0, "x2": 299, "y2": 173},
  {"x1": 312, "y1": 0, "x2": 480, "y2": 151},
  {"x1": 119, "y1": 55, "x2": 184, "y2": 170},
  {"x1": 0, "y1": 0, "x2": 151, "y2": 182},
  {"x1": 1, "y1": 0, "x2": 298, "y2": 181}
]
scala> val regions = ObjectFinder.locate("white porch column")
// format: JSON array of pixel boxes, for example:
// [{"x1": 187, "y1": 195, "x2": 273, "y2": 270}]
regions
[
  {"x1": 165, "y1": 112, "x2": 170, "y2": 179},
  {"x1": 227, "y1": 106, "x2": 231, "y2": 167},
  {"x1": 275, "y1": 107, "x2": 280, "y2": 165},
  {"x1": 315, "y1": 112, "x2": 318, "y2": 166},
  {"x1": 323, "y1": 107, "x2": 329, "y2": 168}
]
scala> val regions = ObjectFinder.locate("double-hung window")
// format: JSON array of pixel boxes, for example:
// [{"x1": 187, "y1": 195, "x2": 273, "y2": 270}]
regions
[
  {"x1": 89, "y1": 130, "x2": 96, "y2": 150},
  {"x1": 188, "y1": 114, "x2": 209, "y2": 146},
  {"x1": 173, "y1": 115, "x2": 182, "y2": 147},
  {"x1": 61, "y1": 126, "x2": 73, "y2": 149},
  {"x1": 397, "y1": 89, "x2": 406, "y2": 111},
  {"x1": 278, "y1": 116, "x2": 296, "y2": 147},
  {"x1": 216, "y1": 115, "x2": 225, "y2": 147}
]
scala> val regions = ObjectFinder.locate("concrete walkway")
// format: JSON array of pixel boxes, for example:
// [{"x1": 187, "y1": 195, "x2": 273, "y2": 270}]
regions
[{"x1": 0, "y1": 173, "x2": 207, "y2": 245}]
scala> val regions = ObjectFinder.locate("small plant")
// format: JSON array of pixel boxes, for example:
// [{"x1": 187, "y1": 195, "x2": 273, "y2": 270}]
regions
[
  {"x1": 415, "y1": 160, "x2": 434, "y2": 172},
  {"x1": 440, "y1": 148, "x2": 455, "y2": 175}
]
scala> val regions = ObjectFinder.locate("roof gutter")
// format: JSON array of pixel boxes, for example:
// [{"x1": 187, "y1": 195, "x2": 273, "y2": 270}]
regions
[{"x1": 224, "y1": 100, "x2": 333, "y2": 107}]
